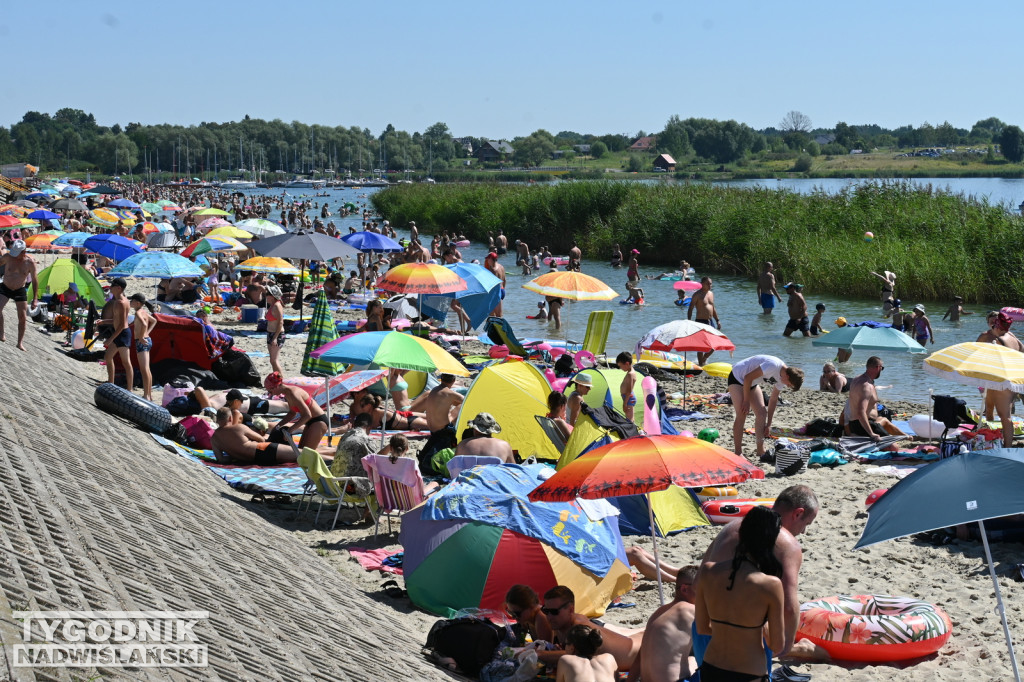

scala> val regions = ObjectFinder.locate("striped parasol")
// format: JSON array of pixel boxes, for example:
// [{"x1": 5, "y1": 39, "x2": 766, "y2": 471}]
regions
[
  {"x1": 924, "y1": 342, "x2": 1024, "y2": 392},
  {"x1": 197, "y1": 217, "x2": 232, "y2": 231},
  {"x1": 377, "y1": 262, "x2": 467, "y2": 295},
  {"x1": 522, "y1": 271, "x2": 617, "y2": 301},
  {"x1": 236, "y1": 256, "x2": 300, "y2": 275},
  {"x1": 180, "y1": 235, "x2": 247, "y2": 258},
  {"x1": 301, "y1": 291, "x2": 343, "y2": 377},
  {"x1": 24, "y1": 233, "x2": 70, "y2": 251}
]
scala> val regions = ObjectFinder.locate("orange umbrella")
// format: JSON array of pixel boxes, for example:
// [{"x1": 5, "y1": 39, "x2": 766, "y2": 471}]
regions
[
  {"x1": 529, "y1": 434, "x2": 765, "y2": 603},
  {"x1": 522, "y1": 271, "x2": 617, "y2": 301},
  {"x1": 236, "y1": 256, "x2": 300, "y2": 276},
  {"x1": 377, "y1": 262, "x2": 467, "y2": 295},
  {"x1": 24, "y1": 233, "x2": 70, "y2": 251}
]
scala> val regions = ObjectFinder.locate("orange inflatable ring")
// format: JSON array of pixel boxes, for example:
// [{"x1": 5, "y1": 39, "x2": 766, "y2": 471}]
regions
[
  {"x1": 213, "y1": 306, "x2": 224, "y2": 314},
  {"x1": 797, "y1": 594, "x2": 952, "y2": 662}
]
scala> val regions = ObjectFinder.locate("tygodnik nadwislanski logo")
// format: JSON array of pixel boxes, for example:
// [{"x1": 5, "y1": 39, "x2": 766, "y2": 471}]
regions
[{"x1": 13, "y1": 611, "x2": 208, "y2": 668}]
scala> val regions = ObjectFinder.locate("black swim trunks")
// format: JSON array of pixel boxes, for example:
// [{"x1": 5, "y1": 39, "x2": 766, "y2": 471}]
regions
[
  {"x1": 785, "y1": 316, "x2": 809, "y2": 333},
  {"x1": 0, "y1": 282, "x2": 27, "y2": 302},
  {"x1": 696, "y1": 318, "x2": 716, "y2": 329},
  {"x1": 849, "y1": 419, "x2": 887, "y2": 437},
  {"x1": 112, "y1": 328, "x2": 132, "y2": 348},
  {"x1": 727, "y1": 371, "x2": 741, "y2": 387},
  {"x1": 496, "y1": 246, "x2": 507, "y2": 255},
  {"x1": 248, "y1": 397, "x2": 270, "y2": 414},
  {"x1": 254, "y1": 442, "x2": 281, "y2": 465}
]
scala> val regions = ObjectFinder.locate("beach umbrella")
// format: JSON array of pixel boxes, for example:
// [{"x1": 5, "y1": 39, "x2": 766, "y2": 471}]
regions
[
  {"x1": 924, "y1": 342, "x2": 1024, "y2": 392},
  {"x1": 0, "y1": 204, "x2": 25, "y2": 215},
  {"x1": 235, "y1": 218, "x2": 285, "y2": 237},
  {"x1": 51, "y1": 198, "x2": 87, "y2": 211},
  {"x1": 107, "y1": 252, "x2": 205, "y2": 279},
  {"x1": 89, "y1": 208, "x2": 121, "y2": 227},
  {"x1": 523, "y1": 271, "x2": 618, "y2": 342},
  {"x1": 156, "y1": 200, "x2": 176, "y2": 208},
  {"x1": 340, "y1": 230, "x2": 403, "y2": 252},
  {"x1": 378, "y1": 262, "x2": 467, "y2": 296},
  {"x1": 160, "y1": 204, "x2": 183, "y2": 212},
  {"x1": 24, "y1": 233, "x2": 70, "y2": 251},
  {"x1": 638, "y1": 319, "x2": 736, "y2": 408},
  {"x1": 420, "y1": 262, "x2": 503, "y2": 331},
  {"x1": 25, "y1": 192, "x2": 52, "y2": 201},
  {"x1": 301, "y1": 291, "x2": 344, "y2": 441},
  {"x1": 140, "y1": 202, "x2": 162, "y2": 213},
  {"x1": 856, "y1": 447, "x2": 1024, "y2": 681},
  {"x1": 529, "y1": 434, "x2": 765, "y2": 604},
  {"x1": 30, "y1": 258, "x2": 106, "y2": 305},
  {"x1": 206, "y1": 225, "x2": 253, "y2": 239},
  {"x1": 106, "y1": 198, "x2": 139, "y2": 209},
  {"x1": 0, "y1": 215, "x2": 22, "y2": 229},
  {"x1": 236, "y1": 256, "x2": 300, "y2": 276},
  {"x1": 192, "y1": 207, "x2": 229, "y2": 217},
  {"x1": 87, "y1": 185, "x2": 119, "y2": 195},
  {"x1": 180, "y1": 235, "x2": 247, "y2": 258},
  {"x1": 18, "y1": 218, "x2": 40, "y2": 229},
  {"x1": 309, "y1": 369, "x2": 388, "y2": 408},
  {"x1": 812, "y1": 325, "x2": 927, "y2": 354},
  {"x1": 197, "y1": 217, "x2": 232, "y2": 231},
  {"x1": 52, "y1": 231, "x2": 93, "y2": 248},
  {"x1": 82, "y1": 234, "x2": 145, "y2": 262},
  {"x1": 401, "y1": 463, "x2": 632, "y2": 619},
  {"x1": 12, "y1": 200, "x2": 37, "y2": 209},
  {"x1": 27, "y1": 210, "x2": 60, "y2": 221},
  {"x1": 136, "y1": 221, "x2": 162, "y2": 235},
  {"x1": 145, "y1": 232, "x2": 179, "y2": 249}
]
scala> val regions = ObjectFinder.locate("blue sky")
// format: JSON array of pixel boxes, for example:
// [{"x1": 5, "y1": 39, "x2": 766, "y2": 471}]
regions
[{"x1": 5, "y1": 0, "x2": 1021, "y2": 138}]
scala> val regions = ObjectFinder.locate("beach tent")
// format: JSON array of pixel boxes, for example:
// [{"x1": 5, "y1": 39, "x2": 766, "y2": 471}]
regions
[
  {"x1": 400, "y1": 464, "x2": 632, "y2": 618},
  {"x1": 556, "y1": 407, "x2": 709, "y2": 536},
  {"x1": 454, "y1": 362, "x2": 561, "y2": 461},
  {"x1": 562, "y1": 367, "x2": 647, "y2": 430},
  {"x1": 114, "y1": 314, "x2": 217, "y2": 373}
]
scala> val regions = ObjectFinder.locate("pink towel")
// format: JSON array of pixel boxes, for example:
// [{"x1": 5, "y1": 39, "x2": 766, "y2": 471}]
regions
[
  {"x1": 347, "y1": 546, "x2": 403, "y2": 575},
  {"x1": 363, "y1": 454, "x2": 420, "y2": 488}
]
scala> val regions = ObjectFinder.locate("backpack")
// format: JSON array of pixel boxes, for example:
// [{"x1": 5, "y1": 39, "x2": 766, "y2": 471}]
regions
[
  {"x1": 424, "y1": 617, "x2": 504, "y2": 676},
  {"x1": 804, "y1": 417, "x2": 843, "y2": 438}
]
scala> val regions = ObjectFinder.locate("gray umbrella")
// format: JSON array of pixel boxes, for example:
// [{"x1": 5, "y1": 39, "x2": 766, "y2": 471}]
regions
[
  {"x1": 856, "y1": 448, "x2": 1024, "y2": 681},
  {"x1": 52, "y1": 198, "x2": 88, "y2": 211},
  {"x1": 13, "y1": 200, "x2": 37, "y2": 208}
]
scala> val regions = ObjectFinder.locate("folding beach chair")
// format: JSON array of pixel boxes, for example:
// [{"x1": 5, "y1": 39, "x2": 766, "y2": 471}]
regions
[
  {"x1": 534, "y1": 415, "x2": 568, "y2": 454},
  {"x1": 362, "y1": 454, "x2": 432, "y2": 537},
  {"x1": 568, "y1": 310, "x2": 614, "y2": 365},
  {"x1": 296, "y1": 448, "x2": 375, "y2": 530},
  {"x1": 484, "y1": 316, "x2": 547, "y2": 359}
]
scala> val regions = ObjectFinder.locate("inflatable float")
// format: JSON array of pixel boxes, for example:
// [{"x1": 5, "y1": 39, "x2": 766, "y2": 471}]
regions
[
  {"x1": 693, "y1": 486, "x2": 739, "y2": 502},
  {"x1": 673, "y1": 297, "x2": 692, "y2": 307},
  {"x1": 454, "y1": 239, "x2": 470, "y2": 247},
  {"x1": 865, "y1": 488, "x2": 888, "y2": 507},
  {"x1": 620, "y1": 298, "x2": 645, "y2": 306},
  {"x1": 908, "y1": 414, "x2": 946, "y2": 438},
  {"x1": 797, "y1": 594, "x2": 952, "y2": 662},
  {"x1": 634, "y1": 350, "x2": 701, "y2": 374},
  {"x1": 701, "y1": 362, "x2": 732, "y2": 379},
  {"x1": 94, "y1": 382, "x2": 173, "y2": 435},
  {"x1": 701, "y1": 498, "x2": 775, "y2": 524},
  {"x1": 543, "y1": 256, "x2": 570, "y2": 266},
  {"x1": 1001, "y1": 306, "x2": 1024, "y2": 322}
]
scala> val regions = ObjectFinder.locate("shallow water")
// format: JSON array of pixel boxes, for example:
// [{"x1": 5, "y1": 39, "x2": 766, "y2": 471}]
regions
[{"x1": 237, "y1": 184, "x2": 999, "y2": 407}]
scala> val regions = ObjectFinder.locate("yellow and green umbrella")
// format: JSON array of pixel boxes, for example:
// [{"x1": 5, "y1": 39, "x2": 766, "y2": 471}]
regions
[
  {"x1": 180, "y1": 235, "x2": 247, "y2": 258},
  {"x1": 193, "y1": 207, "x2": 230, "y2": 217},
  {"x1": 206, "y1": 225, "x2": 253, "y2": 239},
  {"x1": 236, "y1": 256, "x2": 300, "y2": 275}
]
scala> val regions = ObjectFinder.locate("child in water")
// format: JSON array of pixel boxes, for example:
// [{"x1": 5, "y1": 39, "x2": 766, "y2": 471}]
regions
[
  {"x1": 810, "y1": 303, "x2": 827, "y2": 336},
  {"x1": 912, "y1": 305, "x2": 935, "y2": 345}
]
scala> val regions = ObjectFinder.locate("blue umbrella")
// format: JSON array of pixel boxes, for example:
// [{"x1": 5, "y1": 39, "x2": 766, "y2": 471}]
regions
[
  {"x1": 107, "y1": 198, "x2": 140, "y2": 209},
  {"x1": 27, "y1": 210, "x2": 61, "y2": 221},
  {"x1": 52, "y1": 231, "x2": 93, "y2": 248},
  {"x1": 107, "y1": 252, "x2": 204, "y2": 279},
  {"x1": 341, "y1": 230, "x2": 403, "y2": 253},
  {"x1": 811, "y1": 324, "x2": 926, "y2": 353},
  {"x1": 26, "y1": 192, "x2": 52, "y2": 200},
  {"x1": 420, "y1": 262, "x2": 502, "y2": 330},
  {"x1": 856, "y1": 448, "x2": 1024, "y2": 680},
  {"x1": 78, "y1": 192, "x2": 98, "y2": 199},
  {"x1": 83, "y1": 234, "x2": 145, "y2": 262}
]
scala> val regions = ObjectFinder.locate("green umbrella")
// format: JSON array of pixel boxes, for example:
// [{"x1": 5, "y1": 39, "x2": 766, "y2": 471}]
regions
[
  {"x1": 301, "y1": 291, "x2": 342, "y2": 444},
  {"x1": 31, "y1": 258, "x2": 106, "y2": 305},
  {"x1": 141, "y1": 202, "x2": 162, "y2": 213}
]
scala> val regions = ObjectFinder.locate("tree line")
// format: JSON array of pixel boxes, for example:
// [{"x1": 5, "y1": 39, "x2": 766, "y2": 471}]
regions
[{"x1": 2, "y1": 108, "x2": 1023, "y2": 176}]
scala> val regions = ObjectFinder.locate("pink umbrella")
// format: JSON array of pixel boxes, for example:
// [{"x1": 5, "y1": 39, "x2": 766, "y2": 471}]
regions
[{"x1": 197, "y1": 217, "x2": 231, "y2": 231}]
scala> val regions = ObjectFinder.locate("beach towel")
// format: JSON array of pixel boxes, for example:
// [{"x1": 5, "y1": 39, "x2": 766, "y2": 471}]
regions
[
  {"x1": 865, "y1": 464, "x2": 926, "y2": 479},
  {"x1": 663, "y1": 407, "x2": 711, "y2": 422},
  {"x1": 151, "y1": 434, "x2": 308, "y2": 495},
  {"x1": 347, "y1": 547, "x2": 404, "y2": 575}
]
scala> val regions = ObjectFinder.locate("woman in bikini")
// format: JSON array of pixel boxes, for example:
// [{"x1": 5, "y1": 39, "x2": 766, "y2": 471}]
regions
[
  {"x1": 869, "y1": 270, "x2": 896, "y2": 316},
  {"x1": 357, "y1": 299, "x2": 385, "y2": 333},
  {"x1": 695, "y1": 506, "x2": 784, "y2": 682},
  {"x1": 978, "y1": 311, "x2": 1024, "y2": 447},
  {"x1": 262, "y1": 372, "x2": 331, "y2": 452},
  {"x1": 349, "y1": 394, "x2": 428, "y2": 431},
  {"x1": 265, "y1": 285, "x2": 285, "y2": 376}
]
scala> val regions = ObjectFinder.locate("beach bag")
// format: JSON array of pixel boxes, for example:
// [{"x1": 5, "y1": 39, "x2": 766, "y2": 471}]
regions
[
  {"x1": 425, "y1": 617, "x2": 504, "y2": 677},
  {"x1": 429, "y1": 447, "x2": 457, "y2": 476},
  {"x1": 211, "y1": 349, "x2": 261, "y2": 387},
  {"x1": 162, "y1": 383, "x2": 193, "y2": 407},
  {"x1": 180, "y1": 416, "x2": 215, "y2": 449},
  {"x1": 804, "y1": 417, "x2": 843, "y2": 438},
  {"x1": 774, "y1": 439, "x2": 809, "y2": 476}
]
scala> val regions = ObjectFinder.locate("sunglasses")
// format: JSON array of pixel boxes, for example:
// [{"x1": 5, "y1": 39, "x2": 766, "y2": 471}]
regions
[
  {"x1": 505, "y1": 606, "x2": 522, "y2": 619},
  {"x1": 541, "y1": 602, "x2": 570, "y2": 616}
]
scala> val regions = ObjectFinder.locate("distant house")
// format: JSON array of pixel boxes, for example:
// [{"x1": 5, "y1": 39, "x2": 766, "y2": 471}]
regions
[
  {"x1": 629, "y1": 136, "x2": 656, "y2": 151},
  {"x1": 476, "y1": 140, "x2": 514, "y2": 163},
  {"x1": 452, "y1": 137, "x2": 474, "y2": 154},
  {"x1": 573, "y1": 144, "x2": 591, "y2": 154},
  {"x1": 814, "y1": 134, "x2": 836, "y2": 145},
  {"x1": 653, "y1": 154, "x2": 676, "y2": 171}
]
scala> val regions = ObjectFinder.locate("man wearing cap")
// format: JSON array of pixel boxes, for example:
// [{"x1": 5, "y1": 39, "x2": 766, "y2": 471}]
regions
[
  {"x1": 0, "y1": 239, "x2": 39, "y2": 351},
  {"x1": 782, "y1": 283, "x2": 810, "y2": 338},
  {"x1": 567, "y1": 373, "x2": 593, "y2": 426},
  {"x1": 455, "y1": 412, "x2": 514, "y2": 462},
  {"x1": 484, "y1": 251, "x2": 506, "y2": 317},
  {"x1": 102, "y1": 277, "x2": 133, "y2": 391}
]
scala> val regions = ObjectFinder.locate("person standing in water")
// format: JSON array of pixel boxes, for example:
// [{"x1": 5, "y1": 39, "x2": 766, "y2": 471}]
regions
[{"x1": 756, "y1": 262, "x2": 781, "y2": 314}]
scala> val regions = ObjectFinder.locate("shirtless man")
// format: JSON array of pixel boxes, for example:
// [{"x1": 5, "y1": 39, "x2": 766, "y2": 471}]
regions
[
  {"x1": 568, "y1": 240, "x2": 582, "y2": 272},
  {"x1": 694, "y1": 486, "x2": 819, "y2": 672},
  {"x1": 516, "y1": 239, "x2": 530, "y2": 266},
  {"x1": 210, "y1": 407, "x2": 298, "y2": 464},
  {"x1": 455, "y1": 412, "x2": 514, "y2": 462},
  {"x1": 415, "y1": 373, "x2": 465, "y2": 472},
  {"x1": 977, "y1": 312, "x2": 1023, "y2": 447},
  {"x1": 686, "y1": 277, "x2": 721, "y2": 364},
  {"x1": 484, "y1": 251, "x2": 506, "y2": 317},
  {"x1": 495, "y1": 229, "x2": 508, "y2": 256},
  {"x1": 842, "y1": 356, "x2": 905, "y2": 439},
  {"x1": 628, "y1": 566, "x2": 698, "y2": 682},
  {"x1": 782, "y1": 283, "x2": 810, "y2": 338},
  {"x1": 102, "y1": 277, "x2": 133, "y2": 390},
  {"x1": 0, "y1": 240, "x2": 38, "y2": 351},
  {"x1": 537, "y1": 586, "x2": 643, "y2": 673},
  {"x1": 408, "y1": 221, "x2": 418, "y2": 241},
  {"x1": 757, "y1": 262, "x2": 781, "y2": 314}
]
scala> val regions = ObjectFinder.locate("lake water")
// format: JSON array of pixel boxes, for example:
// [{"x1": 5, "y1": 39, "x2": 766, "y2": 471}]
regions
[{"x1": 235, "y1": 180, "x2": 1015, "y2": 408}]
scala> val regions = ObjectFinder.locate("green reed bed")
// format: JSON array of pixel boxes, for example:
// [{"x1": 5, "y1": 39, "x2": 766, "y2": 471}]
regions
[{"x1": 372, "y1": 180, "x2": 1024, "y2": 301}]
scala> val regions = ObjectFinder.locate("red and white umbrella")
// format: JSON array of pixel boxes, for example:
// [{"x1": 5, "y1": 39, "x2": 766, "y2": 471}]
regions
[{"x1": 638, "y1": 320, "x2": 735, "y2": 408}]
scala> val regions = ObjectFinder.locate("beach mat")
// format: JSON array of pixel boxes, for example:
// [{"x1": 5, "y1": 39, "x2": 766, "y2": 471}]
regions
[
  {"x1": 347, "y1": 547, "x2": 403, "y2": 575},
  {"x1": 151, "y1": 434, "x2": 308, "y2": 495}
]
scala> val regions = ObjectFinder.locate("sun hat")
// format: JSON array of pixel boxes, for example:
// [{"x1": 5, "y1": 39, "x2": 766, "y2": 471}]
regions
[
  {"x1": 835, "y1": 317, "x2": 848, "y2": 327},
  {"x1": 468, "y1": 412, "x2": 501, "y2": 435},
  {"x1": 265, "y1": 285, "x2": 283, "y2": 299},
  {"x1": 913, "y1": 304, "x2": 925, "y2": 313},
  {"x1": 8, "y1": 239, "x2": 25, "y2": 257},
  {"x1": 631, "y1": 248, "x2": 639, "y2": 254},
  {"x1": 573, "y1": 373, "x2": 593, "y2": 387}
]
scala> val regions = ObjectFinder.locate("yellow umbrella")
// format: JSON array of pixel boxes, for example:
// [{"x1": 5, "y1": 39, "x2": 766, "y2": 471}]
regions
[
  {"x1": 522, "y1": 271, "x2": 618, "y2": 301},
  {"x1": 924, "y1": 342, "x2": 1024, "y2": 392},
  {"x1": 193, "y1": 208, "x2": 230, "y2": 216},
  {"x1": 236, "y1": 256, "x2": 300, "y2": 276},
  {"x1": 207, "y1": 225, "x2": 253, "y2": 239}
]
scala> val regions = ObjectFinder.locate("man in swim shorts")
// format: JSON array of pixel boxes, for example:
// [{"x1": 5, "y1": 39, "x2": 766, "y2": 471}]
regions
[
  {"x1": 484, "y1": 252, "x2": 506, "y2": 317},
  {"x1": 0, "y1": 239, "x2": 39, "y2": 351},
  {"x1": 102, "y1": 277, "x2": 133, "y2": 390},
  {"x1": 687, "y1": 277, "x2": 722, "y2": 364},
  {"x1": 783, "y1": 283, "x2": 810, "y2": 338},
  {"x1": 210, "y1": 407, "x2": 298, "y2": 464},
  {"x1": 842, "y1": 356, "x2": 906, "y2": 439},
  {"x1": 495, "y1": 230, "x2": 508, "y2": 255},
  {"x1": 416, "y1": 374, "x2": 465, "y2": 473},
  {"x1": 757, "y1": 262, "x2": 781, "y2": 314}
]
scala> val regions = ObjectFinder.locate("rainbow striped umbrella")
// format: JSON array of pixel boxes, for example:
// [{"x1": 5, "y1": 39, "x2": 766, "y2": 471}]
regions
[
  {"x1": 236, "y1": 256, "x2": 300, "y2": 275},
  {"x1": 311, "y1": 330, "x2": 469, "y2": 376},
  {"x1": 180, "y1": 235, "x2": 247, "y2": 258},
  {"x1": 377, "y1": 262, "x2": 467, "y2": 295}
]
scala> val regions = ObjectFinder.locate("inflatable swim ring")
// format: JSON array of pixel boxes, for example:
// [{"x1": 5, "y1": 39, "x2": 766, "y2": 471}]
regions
[
  {"x1": 673, "y1": 297, "x2": 692, "y2": 307},
  {"x1": 797, "y1": 594, "x2": 952, "y2": 662},
  {"x1": 701, "y1": 498, "x2": 775, "y2": 524},
  {"x1": 1001, "y1": 306, "x2": 1024, "y2": 322},
  {"x1": 908, "y1": 414, "x2": 946, "y2": 439},
  {"x1": 693, "y1": 486, "x2": 738, "y2": 502},
  {"x1": 94, "y1": 383, "x2": 173, "y2": 435},
  {"x1": 701, "y1": 362, "x2": 732, "y2": 379},
  {"x1": 454, "y1": 240, "x2": 470, "y2": 247},
  {"x1": 620, "y1": 299, "x2": 645, "y2": 306}
]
